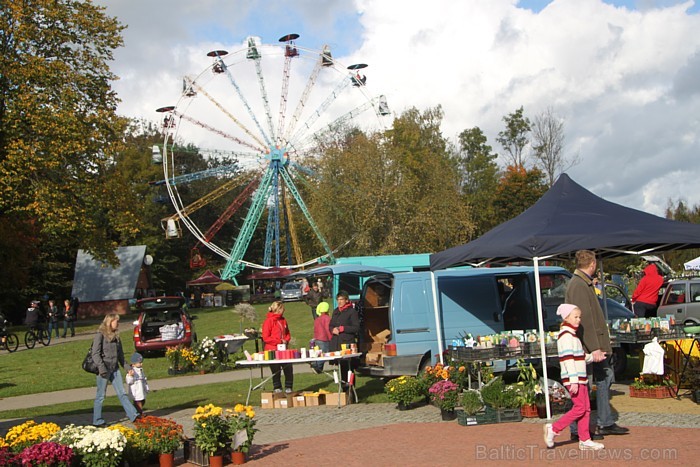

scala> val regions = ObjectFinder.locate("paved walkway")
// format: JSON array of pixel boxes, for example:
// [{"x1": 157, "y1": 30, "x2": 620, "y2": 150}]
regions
[{"x1": 3, "y1": 333, "x2": 700, "y2": 465}]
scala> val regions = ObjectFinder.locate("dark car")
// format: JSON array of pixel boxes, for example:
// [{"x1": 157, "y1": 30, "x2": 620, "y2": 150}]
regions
[{"x1": 132, "y1": 296, "x2": 196, "y2": 353}]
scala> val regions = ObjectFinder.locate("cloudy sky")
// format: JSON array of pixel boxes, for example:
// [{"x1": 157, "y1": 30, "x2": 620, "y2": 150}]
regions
[{"x1": 95, "y1": 0, "x2": 700, "y2": 216}]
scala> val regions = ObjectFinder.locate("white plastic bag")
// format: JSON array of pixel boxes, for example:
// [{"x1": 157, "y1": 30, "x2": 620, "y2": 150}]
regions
[{"x1": 642, "y1": 337, "x2": 665, "y2": 375}]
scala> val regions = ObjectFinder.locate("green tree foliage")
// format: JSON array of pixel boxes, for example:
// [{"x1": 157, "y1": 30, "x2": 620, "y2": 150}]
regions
[
  {"x1": 496, "y1": 106, "x2": 531, "y2": 169},
  {"x1": 493, "y1": 166, "x2": 547, "y2": 225},
  {"x1": 309, "y1": 107, "x2": 473, "y2": 255},
  {"x1": 0, "y1": 0, "x2": 136, "y2": 264},
  {"x1": 663, "y1": 200, "x2": 700, "y2": 270},
  {"x1": 456, "y1": 127, "x2": 500, "y2": 238}
]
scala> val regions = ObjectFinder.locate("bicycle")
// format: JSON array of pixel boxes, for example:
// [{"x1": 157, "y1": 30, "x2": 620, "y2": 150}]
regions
[
  {"x1": 1, "y1": 317, "x2": 19, "y2": 352},
  {"x1": 25, "y1": 324, "x2": 51, "y2": 349}
]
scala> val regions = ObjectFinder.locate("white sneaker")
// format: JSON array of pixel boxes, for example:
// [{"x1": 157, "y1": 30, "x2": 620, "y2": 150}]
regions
[
  {"x1": 273, "y1": 388, "x2": 282, "y2": 394},
  {"x1": 543, "y1": 423, "x2": 556, "y2": 448},
  {"x1": 284, "y1": 388, "x2": 292, "y2": 394},
  {"x1": 579, "y1": 439, "x2": 604, "y2": 451}
]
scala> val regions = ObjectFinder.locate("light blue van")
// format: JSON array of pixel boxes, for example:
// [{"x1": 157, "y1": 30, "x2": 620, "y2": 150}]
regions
[{"x1": 357, "y1": 266, "x2": 576, "y2": 377}]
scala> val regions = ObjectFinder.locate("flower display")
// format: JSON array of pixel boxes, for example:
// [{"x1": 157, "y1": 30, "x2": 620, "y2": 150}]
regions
[
  {"x1": 0, "y1": 446, "x2": 18, "y2": 465},
  {"x1": 74, "y1": 427, "x2": 126, "y2": 467},
  {"x1": 428, "y1": 379, "x2": 460, "y2": 412},
  {"x1": 51, "y1": 424, "x2": 125, "y2": 467},
  {"x1": 384, "y1": 376, "x2": 424, "y2": 407},
  {"x1": 109, "y1": 424, "x2": 151, "y2": 465},
  {"x1": 3, "y1": 420, "x2": 60, "y2": 452},
  {"x1": 133, "y1": 415, "x2": 184, "y2": 454},
  {"x1": 229, "y1": 404, "x2": 258, "y2": 453},
  {"x1": 631, "y1": 373, "x2": 674, "y2": 389},
  {"x1": 166, "y1": 344, "x2": 198, "y2": 372},
  {"x1": 192, "y1": 404, "x2": 232, "y2": 456},
  {"x1": 194, "y1": 337, "x2": 220, "y2": 372},
  {"x1": 514, "y1": 359, "x2": 540, "y2": 406},
  {"x1": 18, "y1": 441, "x2": 73, "y2": 466}
]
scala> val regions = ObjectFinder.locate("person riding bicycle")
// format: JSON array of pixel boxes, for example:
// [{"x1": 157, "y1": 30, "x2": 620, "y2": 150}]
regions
[{"x1": 24, "y1": 300, "x2": 42, "y2": 330}]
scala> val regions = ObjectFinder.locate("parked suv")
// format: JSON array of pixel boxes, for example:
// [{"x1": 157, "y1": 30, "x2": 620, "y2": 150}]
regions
[
  {"x1": 656, "y1": 277, "x2": 700, "y2": 325},
  {"x1": 132, "y1": 296, "x2": 196, "y2": 353}
]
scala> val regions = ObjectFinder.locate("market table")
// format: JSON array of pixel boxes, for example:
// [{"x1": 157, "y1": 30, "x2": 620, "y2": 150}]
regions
[{"x1": 235, "y1": 353, "x2": 362, "y2": 407}]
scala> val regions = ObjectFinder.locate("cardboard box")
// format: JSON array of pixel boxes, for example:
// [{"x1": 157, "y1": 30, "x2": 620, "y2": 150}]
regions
[
  {"x1": 364, "y1": 342, "x2": 384, "y2": 353},
  {"x1": 325, "y1": 392, "x2": 348, "y2": 406},
  {"x1": 303, "y1": 392, "x2": 325, "y2": 406},
  {"x1": 365, "y1": 352, "x2": 384, "y2": 366},
  {"x1": 369, "y1": 328, "x2": 391, "y2": 343},
  {"x1": 260, "y1": 391, "x2": 275, "y2": 409},
  {"x1": 274, "y1": 397, "x2": 289, "y2": 409},
  {"x1": 292, "y1": 394, "x2": 306, "y2": 407}
]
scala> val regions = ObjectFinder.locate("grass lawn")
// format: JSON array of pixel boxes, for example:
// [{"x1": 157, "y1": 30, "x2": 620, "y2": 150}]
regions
[
  {"x1": 0, "y1": 300, "x2": 321, "y2": 398},
  {"x1": 0, "y1": 373, "x2": 390, "y2": 420}
]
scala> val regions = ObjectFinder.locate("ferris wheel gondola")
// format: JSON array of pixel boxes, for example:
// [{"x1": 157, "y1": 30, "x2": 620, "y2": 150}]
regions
[{"x1": 156, "y1": 34, "x2": 390, "y2": 282}]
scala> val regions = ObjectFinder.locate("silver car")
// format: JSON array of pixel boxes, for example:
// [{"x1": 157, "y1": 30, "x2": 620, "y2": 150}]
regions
[{"x1": 280, "y1": 282, "x2": 303, "y2": 301}]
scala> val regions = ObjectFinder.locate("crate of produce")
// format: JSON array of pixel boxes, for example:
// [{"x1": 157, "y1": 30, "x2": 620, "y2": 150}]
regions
[
  {"x1": 448, "y1": 345, "x2": 474, "y2": 361},
  {"x1": 495, "y1": 407, "x2": 523, "y2": 423},
  {"x1": 456, "y1": 407, "x2": 497, "y2": 426},
  {"x1": 498, "y1": 345, "x2": 522, "y2": 359},
  {"x1": 472, "y1": 347, "x2": 498, "y2": 360}
]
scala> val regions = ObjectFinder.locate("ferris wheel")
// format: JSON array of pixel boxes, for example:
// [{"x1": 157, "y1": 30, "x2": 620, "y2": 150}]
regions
[{"x1": 155, "y1": 34, "x2": 390, "y2": 282}]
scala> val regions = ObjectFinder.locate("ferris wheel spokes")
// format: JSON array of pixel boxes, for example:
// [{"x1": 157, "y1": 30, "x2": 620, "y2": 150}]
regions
[
  {"x1": 209, "y1": 50, "x2": 274, "y2": 148},
  {"x1": 282, "y1": 44, "x2": 332, "y2": 147},
  {"x1": 188, "y1": 78, "x2": 267, "y2": 149},
  {"x1": 246, "y1": 37, "x2": 276, "y2": 145},
  {"x1": 276, "y1": 33, "x2": 300, "y2": 147},
  {"x1": 173, "y1": 109, "x2": 265, "y2": 153}
]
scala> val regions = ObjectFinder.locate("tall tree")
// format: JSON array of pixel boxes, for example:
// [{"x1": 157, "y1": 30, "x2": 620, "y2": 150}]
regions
[
  {"x1": 0, "y1": 0, "x2": 136, "y2": 266},
  {"x1": 496, "y1": 107, "x2": 531, "y2": 169},
  {"x1": 531, "y1": 107, "x2": 578, "y2": 186},
  {"x1": 309, "y1": 107, "x2": 473, "y2": 254},
  {"x1": 456, "y1": 127, "x2": 500, "y2": 238},
  {"x1": 493, "y1": 166, "x2": 548, "y2": 225}
]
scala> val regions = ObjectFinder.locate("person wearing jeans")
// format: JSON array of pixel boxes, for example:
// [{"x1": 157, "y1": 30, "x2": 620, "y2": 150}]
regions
[
  {"x1": 565, "y1": 250, "x2": 629, "y2": 440},
  {"x1": 92, "y1": 313, "x2": 139, "y2": 426}
]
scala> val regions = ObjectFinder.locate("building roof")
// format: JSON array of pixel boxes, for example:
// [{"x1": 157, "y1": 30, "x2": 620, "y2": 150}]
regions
[{"x1": 72, "y1": 246, "x2": 147, "y2": 302}]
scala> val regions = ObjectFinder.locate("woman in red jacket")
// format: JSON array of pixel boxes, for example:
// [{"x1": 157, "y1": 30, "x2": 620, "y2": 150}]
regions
[
  {"x1": 262, "y1": 301, "x2": 293, "y2": 393},
  {"x1": 632, "y1": 263, "x2": 664, "y2": 318}
]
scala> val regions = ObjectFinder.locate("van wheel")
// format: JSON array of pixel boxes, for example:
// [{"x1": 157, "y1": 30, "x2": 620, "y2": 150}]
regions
[{"x1": 612, "y1": 347, "x2": 627, "y2": 378}]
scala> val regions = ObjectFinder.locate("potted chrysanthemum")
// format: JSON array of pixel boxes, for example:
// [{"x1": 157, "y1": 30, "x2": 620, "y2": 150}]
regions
[
  {"x1": 134, "y1": 415, "x2": 184, "y2": 466},
  {"x1": 429, "y1": 379, "x2": 460, "y2": 420},
  {"x1": 384, "y1": 376, "x2": 424, "y2": 409},
  {"x1": 229, "y1": 404, "x2": 258, "y2": 464},
  {"x1": 192, "y1": 404, "x2": 233, "y2": 466}
]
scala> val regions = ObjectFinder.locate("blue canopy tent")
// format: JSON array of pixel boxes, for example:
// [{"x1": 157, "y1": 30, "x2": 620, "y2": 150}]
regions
[{"x1": 429, "y1": 173, "x2": 700, "y2": 418}]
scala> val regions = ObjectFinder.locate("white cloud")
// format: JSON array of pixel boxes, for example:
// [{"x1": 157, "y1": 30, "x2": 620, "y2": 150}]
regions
[{"x1": 97, "y1": 0, "x2": 700, "y2": 215}]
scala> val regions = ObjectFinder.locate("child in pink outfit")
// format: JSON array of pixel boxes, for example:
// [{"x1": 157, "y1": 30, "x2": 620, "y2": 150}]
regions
[{"x1": 544, "y1": 304, "x2": 604, "y2": 451}]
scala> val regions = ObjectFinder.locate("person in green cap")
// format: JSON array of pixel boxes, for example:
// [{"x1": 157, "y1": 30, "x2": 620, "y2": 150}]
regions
[{"x1": 310, "y1": 301, "x2": 331, "y2": 374}]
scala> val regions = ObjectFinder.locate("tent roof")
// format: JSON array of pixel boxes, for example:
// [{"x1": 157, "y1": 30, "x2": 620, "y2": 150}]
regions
[
  {"x1": 684, "y1": 256, "x2": 700, "y2": 271},
  {"x1": 245, "y1": 267, "x2": 294, "y2": 281},
  {"x1": 186, "y1": 270, "x2": 221, "y2": 286},
  {"x1": 430, "y1": 173, "x2": 700, "y2": 270}
]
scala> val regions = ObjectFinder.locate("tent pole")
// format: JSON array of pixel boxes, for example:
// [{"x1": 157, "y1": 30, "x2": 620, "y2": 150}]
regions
[
  {"x1": 430, "y1": 271, "x2": 444, "y2": 365},
  {"x1": 598, "y1": 256, "x2": 609, "y2": 320},
  {"x1": 534, "y1": 258, "x2": 552, "y2": 419}
]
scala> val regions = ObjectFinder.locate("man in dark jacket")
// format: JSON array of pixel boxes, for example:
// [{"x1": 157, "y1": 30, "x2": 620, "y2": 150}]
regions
[
  {"x1": 566, "y1": 250, "x2": 629, "y2": 440},
  {"x1": 329, "y1": 290, "x2": 359, "y2": 351},
  {"x1": 305, "y1": 281, "x2": 324, "y2": 321},
  {"x1": 24, "y1": 300, "x2": 42, "y2": 329}
]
